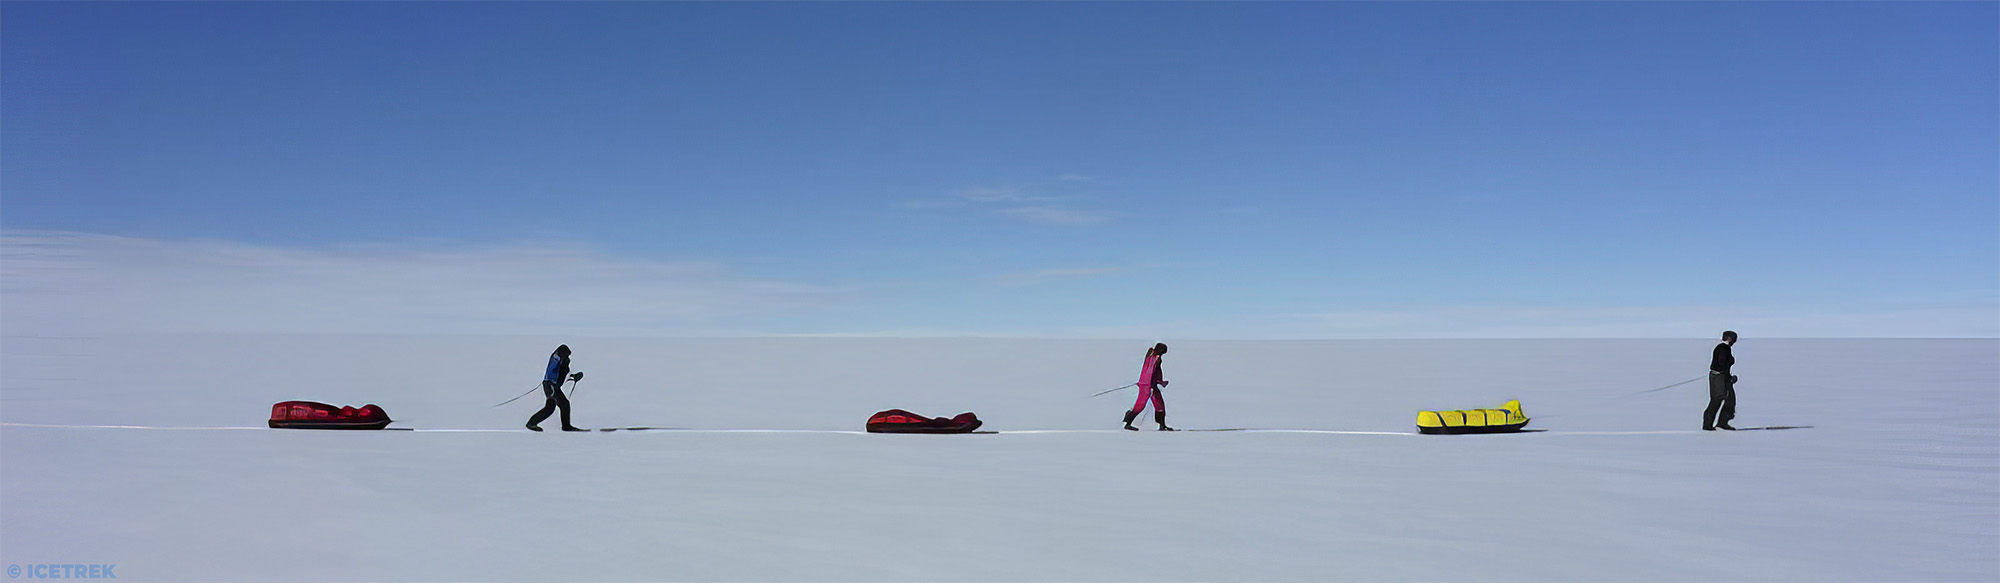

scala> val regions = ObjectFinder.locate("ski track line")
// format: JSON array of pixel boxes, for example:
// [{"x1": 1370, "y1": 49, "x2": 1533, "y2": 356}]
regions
[
  {"x1": 0, "y1": 423, "x2": 271, "y2": 431},
  {"x1": 2, "y1": 422, "x2": 1731, "y2": 436}
]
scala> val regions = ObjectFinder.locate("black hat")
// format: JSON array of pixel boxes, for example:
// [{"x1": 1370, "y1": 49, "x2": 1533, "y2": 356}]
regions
[{"x1": 555, "y1": 344, "x2": 571, "y2": 356}]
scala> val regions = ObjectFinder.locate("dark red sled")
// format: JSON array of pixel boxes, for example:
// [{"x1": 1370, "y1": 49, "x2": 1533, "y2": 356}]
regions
[
  {"x1": 865, "y1": 409, "x2": 983, "y2": 434},
  {"x1": 269, "y1": 401, "x2": 393, "y2": 430}
]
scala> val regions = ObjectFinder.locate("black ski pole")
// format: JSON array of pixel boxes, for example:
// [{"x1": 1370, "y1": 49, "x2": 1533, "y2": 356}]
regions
[{"x1": 565, "y1": 372, "x2": 585, "y2": 399}]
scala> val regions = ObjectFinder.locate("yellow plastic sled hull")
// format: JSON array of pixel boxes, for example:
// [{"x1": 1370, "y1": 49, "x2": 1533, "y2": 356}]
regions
[
  {"x1": 1416, "y1": 400, "x2": 1530, "y2": 435},
  {"x1": 1416, "y1": 420, "x2": 1529, "y2": 435}
]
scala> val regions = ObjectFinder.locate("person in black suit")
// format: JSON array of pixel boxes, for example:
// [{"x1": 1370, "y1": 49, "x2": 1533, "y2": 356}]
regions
[{"x1": 1704, "y1": 331, "x2": 1739, "y2": 431}]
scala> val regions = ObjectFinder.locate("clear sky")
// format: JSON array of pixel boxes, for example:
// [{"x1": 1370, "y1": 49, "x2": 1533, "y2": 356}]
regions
[{"x1": 3, "y1": 2, "x2": 1995, "y2": 337}]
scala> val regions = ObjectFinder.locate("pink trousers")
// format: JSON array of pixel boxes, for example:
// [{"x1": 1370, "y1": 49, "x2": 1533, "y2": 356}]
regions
[{"x1": 1130, "y1": 384, "x2": 1165, "y2": 414}]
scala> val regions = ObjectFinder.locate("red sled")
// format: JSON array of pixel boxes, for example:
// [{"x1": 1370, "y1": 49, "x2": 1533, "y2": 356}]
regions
[
  {"x1": 865, "y1": 409, "x2": 983, "y2": 434},
  {"x1": 269, "y1": 401, "x2": 393, "y2": 430}
]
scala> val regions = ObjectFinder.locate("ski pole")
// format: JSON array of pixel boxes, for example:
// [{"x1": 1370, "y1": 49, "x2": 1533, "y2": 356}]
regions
[
  {"x1": 1089, "y1": 383, "x2": 1136, "y2": 398},
  {"x1": 565, "y1": 372, "x2": 585, "y2": 399}
]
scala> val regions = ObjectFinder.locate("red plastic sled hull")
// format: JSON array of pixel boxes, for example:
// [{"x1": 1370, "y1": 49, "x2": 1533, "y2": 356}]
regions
[
  {"x1": 866, "y1": 420, "x2": 984, "y2": 434},
  {"x1": 269, "y1": 401, "x2": 392, "y2": 430},
  {"x1": 269, "y1": 419, "x2": 394, "y2": 430},
  {"x1": 864, "y1": 409, "x2": 983, "y2": 434}
]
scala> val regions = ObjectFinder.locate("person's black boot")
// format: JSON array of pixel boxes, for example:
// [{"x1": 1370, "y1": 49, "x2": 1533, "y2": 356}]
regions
[
  {"x1": 1716, "y1": 422, "x2": 1737, "y2": 431},
  {"x1": 561, "y1": 425, "x2": 586, "y2": 432},
  {"x1": 1155, "y1": 411, "x2": 1176, "y2": 431},
  {"x1": 526, "y1": 424, "x2": 543, "y2": 432},
  {"x1": 1122, "y1": 410, "x2": 1139, "y2": 431}
]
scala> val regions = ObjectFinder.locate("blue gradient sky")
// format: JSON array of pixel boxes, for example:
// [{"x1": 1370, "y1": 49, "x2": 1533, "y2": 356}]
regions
[{"x1": 3, "y1": 2, "x2": 1995, "y2": 337}]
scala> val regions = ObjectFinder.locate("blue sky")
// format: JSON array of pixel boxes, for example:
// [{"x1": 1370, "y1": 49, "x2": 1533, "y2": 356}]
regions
[{"x1": 3, "y1": 2, "x2": 1995, "y2": 337}]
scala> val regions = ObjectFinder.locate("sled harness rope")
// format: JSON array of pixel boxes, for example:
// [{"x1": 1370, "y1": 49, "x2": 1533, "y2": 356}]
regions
[
  {"x1": 1634, "y1": 375, "x2": 1707, "y2": 394},
  {"x1": 490, "y1": 372, "x2": 586, "y2": 408},
  {"x1": 489, "y1": 383, "x2": 543, "y2": 408}
]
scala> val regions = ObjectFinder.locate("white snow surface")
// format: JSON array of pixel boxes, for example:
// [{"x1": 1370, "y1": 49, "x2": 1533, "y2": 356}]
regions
[{"x1": 2, "y1": 336, "x2": 1994, "y2": 582}]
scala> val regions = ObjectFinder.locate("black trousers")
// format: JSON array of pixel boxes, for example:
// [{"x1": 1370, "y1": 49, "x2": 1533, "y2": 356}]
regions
[
  {"x1": 528, "y1": 381, "x2": 573, "y2": 428},
  {"x1": 1703, "y1": 373, "x2": 1736, "y2": 428}
]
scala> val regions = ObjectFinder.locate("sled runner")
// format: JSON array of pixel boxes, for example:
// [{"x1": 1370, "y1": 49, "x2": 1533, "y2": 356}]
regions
[
  {"x1": 865, "y1": 409, "x2": 983, "y2": 434},
  {"x1": 269, "y1": 401, "x2": 392, "y2": 430},
  {"x1": 1416, "y1": 400, "x2": 1529, "y2": 435}
]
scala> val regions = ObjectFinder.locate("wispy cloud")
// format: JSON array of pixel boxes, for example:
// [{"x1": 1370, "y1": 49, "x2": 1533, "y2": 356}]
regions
[
  {"x1": 898, "y1": 184, "x2": 1113, "y2": 226},
  {"x1": 996, "y1": 206, "x2": 1108, "y2": 226},
  {"x1": 954, "y1": 187, "x2": 1059, "y2": 204},
  {"x1": 955, "y1": 299, "x2": 1998, "y2": 339},
  {"x1": 891, "y1": 199, "x2": 963, "y2": 210},
  {"x1": 0, "y1": 232, "x2": 846, "y2": 336},
  {"x1": 1281, "y1": 305, "x2": 1739, "y2": 338},
  {"x1": 1278, "y1": 301, "x2": 2000, "y2": 339},
  {"x1": 892, "y1": 187, "x2": 1057, "y2": 209},
  {"x1": 991, "y1": 267, "x2": 1127, "y2": 286}
]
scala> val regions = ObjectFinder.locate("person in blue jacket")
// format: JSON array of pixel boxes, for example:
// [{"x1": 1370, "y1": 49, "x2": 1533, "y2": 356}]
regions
[{"x1": 528, "y1": 344, "x2": 584, "y2": 432}]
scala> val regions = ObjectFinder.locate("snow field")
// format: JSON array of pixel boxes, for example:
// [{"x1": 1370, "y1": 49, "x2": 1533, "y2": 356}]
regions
[{"x1": 3, "y1": 336, "x2": 1994, "y2": 581}]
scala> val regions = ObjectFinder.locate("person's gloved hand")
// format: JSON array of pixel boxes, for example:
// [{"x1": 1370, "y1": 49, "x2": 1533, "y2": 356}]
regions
[
  {"x1": 569, "y1": 372, "x2": 584, "y2": 382},
  {"x1": 1730, "y1": 375, "x2": 1739, "y2": 384}
]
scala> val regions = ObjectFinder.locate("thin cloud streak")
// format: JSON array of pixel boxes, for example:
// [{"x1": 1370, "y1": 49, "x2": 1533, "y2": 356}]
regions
[
  {"x1": 9, "y1": 232, "x2": 1981, "y2": 339},
  {"x1": 991, "y1": 267, "x2": 1127, "y2": 286},
  {"x1": 1021, "y1": 301, "x2": 1999, "y2": 339},
  {"x1": 1277, "y1": 302, "x2": 2000, "y2": 339},
  {"x1": 897, "y1": 185, "x2": 1111, "y2": 226},
  {"x1": 954, "y1": 187, "x2": 1061, "y2": 204},
  {"x1": 0, "y1": 232, "x2": 846, "y2": 336},
  {"x1": 996, "y1": 206, "x2": 1108, "y2": 226}
]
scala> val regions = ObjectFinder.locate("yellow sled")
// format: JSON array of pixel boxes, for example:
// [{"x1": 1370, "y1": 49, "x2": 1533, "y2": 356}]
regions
[{"x1": 1416, "y1": 400, "x2": 1530, "y2": 434}]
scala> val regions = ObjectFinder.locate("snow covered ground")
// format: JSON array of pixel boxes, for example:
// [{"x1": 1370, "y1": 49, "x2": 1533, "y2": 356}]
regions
[{"x1": 2, "y1": 336, "x2": 1994, "y2": 581}]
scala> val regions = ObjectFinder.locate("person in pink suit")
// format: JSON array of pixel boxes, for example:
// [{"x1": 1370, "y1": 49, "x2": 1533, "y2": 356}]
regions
[{"x1": 1123, "y1": 343, "x2": 1176, "y2": 431}]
